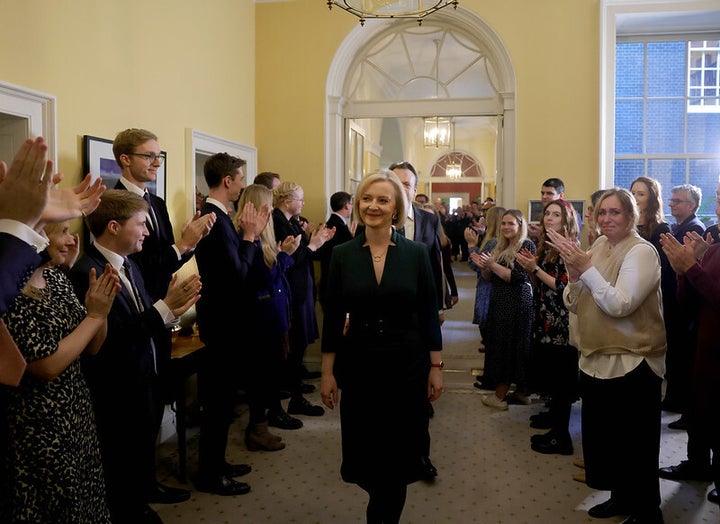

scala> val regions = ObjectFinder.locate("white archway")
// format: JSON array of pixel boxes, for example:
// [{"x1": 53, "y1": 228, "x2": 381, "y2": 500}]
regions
[{"x1": 325, "y1": 6, "x2": 516, "y2": 207}]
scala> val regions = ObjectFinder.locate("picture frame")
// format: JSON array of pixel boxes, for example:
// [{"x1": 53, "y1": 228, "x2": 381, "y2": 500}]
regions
[
  {"x1": 83, "y1": 135, "x2": 166, "y2": 198},
  {"x1": 528, "y1": 199, "x2": 585, "y2": 224}
]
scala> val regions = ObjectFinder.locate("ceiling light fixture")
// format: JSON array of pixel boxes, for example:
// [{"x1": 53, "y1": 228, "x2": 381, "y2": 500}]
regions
[
  {"x1": 423, "y1": 116, "x2": 452, "y2": 148},
  {"x1": 327, "y1": 0, "x2": 459, "y2": 27},
  {"x1": 446, "y1": 122, "x2": 462, "y2": 179}
]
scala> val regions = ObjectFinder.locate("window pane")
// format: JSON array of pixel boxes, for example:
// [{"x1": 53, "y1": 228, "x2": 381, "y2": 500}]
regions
[
  {"x1": 616, "y1": 43, "x2": 644, "y2": 98},
  {"x1": 689, "y1": 158, "x2": 720, "y2": 220},
  {"x1": 649, "y1": 159, "x2": 686, "y2": 216},
  {"x1": 614, "y1": 159, "x2": 645, "y2": 189},
  {"x1": 646, "y1": 100, "x2": 685, "y2": 154},
  {"x1": 688, "y1": 113, "x2": 720, "y2": 154},
  {"x1": 615, "y1": 100, "x2": 644, "y2": 154},
  {"x1": 647, "y1": 42, "x2": 686, "y2": 97}
]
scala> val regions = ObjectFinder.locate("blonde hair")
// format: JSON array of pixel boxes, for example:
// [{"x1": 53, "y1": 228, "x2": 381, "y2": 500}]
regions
[
  {"x1": 236, "y1": 184, "x2": 278, "y2": 268},
  {"x1": 491, "y1": 209, "x2": 528, "y2": 268},
  {"x1": 479, "y1": 206, "x2": 506, "y2": 251},
  {"x1": 353, "y1": 170, "x2": 408, "y2": 228},
  {"x1": 273, "y1": 181, "x2": 302, "y2": 209}
]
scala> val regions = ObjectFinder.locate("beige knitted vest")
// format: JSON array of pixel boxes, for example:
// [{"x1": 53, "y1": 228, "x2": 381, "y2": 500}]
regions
[{"x1": 575, "y1": 232, "x2": 666, "y2": 358}]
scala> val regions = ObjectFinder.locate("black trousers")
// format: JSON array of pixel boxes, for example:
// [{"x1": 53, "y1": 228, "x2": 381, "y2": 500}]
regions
[
  {"x1": 197, "y1": 347, "x2": 239, "y2": 478},
  {"x1": 93, "y1": 379, "x2": 158, "y2": 523},
  {"x1": 580, "y1": 360, "x2": 662, "y2": 514}
]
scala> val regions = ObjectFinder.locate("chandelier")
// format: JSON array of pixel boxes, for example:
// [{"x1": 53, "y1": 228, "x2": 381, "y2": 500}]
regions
[
  {"x1": 445, "y1": 122, "x2": 462, "y2": 178},
  {"x1": 446, "y1": 162, "x2": 462, "y2": 179},
  {"x1": 423, "y1": 116, "x2": 452, "y2": 148},
  {"x1": 327, "y1": 0, "x2": 459, "y2": 26}
]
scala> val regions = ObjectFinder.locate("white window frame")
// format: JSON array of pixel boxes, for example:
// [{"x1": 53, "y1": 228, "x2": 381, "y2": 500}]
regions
[{"x1": 599, "y1": 0, "x2": 720, "y2": 189}]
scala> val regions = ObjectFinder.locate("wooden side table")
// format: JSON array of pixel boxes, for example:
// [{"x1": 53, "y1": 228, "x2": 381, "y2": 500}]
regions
[{"x1": 170, "y1": 334, "x2": 205, "y2": 482}]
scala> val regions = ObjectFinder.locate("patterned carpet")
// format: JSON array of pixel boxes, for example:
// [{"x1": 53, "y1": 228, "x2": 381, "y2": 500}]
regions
[{"x1": 153, "y1": 262, "x2": 719, "y2": 523}]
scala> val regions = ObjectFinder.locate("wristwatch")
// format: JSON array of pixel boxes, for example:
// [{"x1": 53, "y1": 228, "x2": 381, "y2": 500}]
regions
[{"x1": 430, "y1": 361, "x2": 444, "y2": 369}]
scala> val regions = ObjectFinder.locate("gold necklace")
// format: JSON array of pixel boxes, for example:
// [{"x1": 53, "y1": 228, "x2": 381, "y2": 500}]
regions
[{"x1": 371, "y1": 249, "x2": 388, "y2": 262}]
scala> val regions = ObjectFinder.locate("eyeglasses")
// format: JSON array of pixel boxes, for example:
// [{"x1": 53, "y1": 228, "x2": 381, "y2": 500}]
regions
[
  {"x1": 668, "y1": 198, "x2": 691, "y2": 204},
  {"x1": 129, "y1": 152, "x2": 165, "y2": 165}
]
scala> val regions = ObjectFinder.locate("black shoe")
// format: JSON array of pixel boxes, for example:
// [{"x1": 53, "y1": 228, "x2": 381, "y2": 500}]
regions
[
  {"x1": 419, "y1": 456, "x2": 438, "y2": 481},
  {"x1": 658, "y1": 460, "x2": 713, "y2": 482},
  {"x1": 287, "y1": 397, "x2": 325, "y2": 416},
  {"x1": 621, "y1": 508, "x2": 664, "y2": 524},
  {"x1": 588, "y1": 498, "x2": 630, "y2": 519},
  {"x1": 529, "y1": 411, "x2": 553, "y2": 429},
  {"x1": 195, "y1": 474, "x2": 251, "y2": 496},
  {"x1": 531, "y1": 438, "x2": 573, "y2": 455},
  {"x1": 530, "y1": 430, "x2": 553, "y2": 444},
  {"x1": 708, "y1": 489, "x2": 719, "y2": 504},
  {"x1": 268, "y1": 409, "x2": 304, "y2": 429},
  {"x1": 667, "y1": 416, "x2": 688, "y2": 430},
  {"x1": 146, "y1": 482, "x2": 190, "y2": 504},
  {"x1": 141, "y1": 505, "x2": 164, "y2": 524},
  {"x1": 300, "y1": 382, "x2": 316, "y2": 394},
  {"x1": 223, "y1": 462, "x2": 252, "y2": 478},
  {"x1": 302, "y1": 366, "x2": 321, "y2": 379}
]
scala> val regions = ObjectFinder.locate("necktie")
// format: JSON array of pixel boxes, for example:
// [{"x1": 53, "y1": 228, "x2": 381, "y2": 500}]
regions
[
  {"x1": 122, "y1": 258, "x2": 144, "y2": 312},
  {"x1": 143, "y1": 191, "x2": 158, "y2": 231},
  {"x1": 122, "y1": 258, "x2": 157, "y2": 373}
]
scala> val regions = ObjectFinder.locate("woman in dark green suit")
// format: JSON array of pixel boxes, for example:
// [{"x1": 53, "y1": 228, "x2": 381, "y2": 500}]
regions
[{"x1": 320, "y1": 170, "x2": 443, "y2": 524}]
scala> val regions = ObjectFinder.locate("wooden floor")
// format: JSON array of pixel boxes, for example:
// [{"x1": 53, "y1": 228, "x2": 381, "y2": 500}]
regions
[{"x1": 152, "y1": 261, "x2": 719, "y2": 523}]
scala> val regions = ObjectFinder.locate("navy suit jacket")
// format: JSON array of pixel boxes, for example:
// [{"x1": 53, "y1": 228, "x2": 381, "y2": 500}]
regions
[
  {"x1": 317, "y1": 213, "x2": 353, "y2": 306},
  {"x1": 69, "y1": 243, "x2": 168, "y2": 402},
  {"x1": 193, "y1": 202, "x2": 256, "y2": 350},
  {"x1": 410, "y1": 205, "x2": 444, "y2": 311},
  {"x1": 115, "y1": 180, "x2": 192, "y2": 301},
  {"x1": 0, "y1": 233, "x2": 41, "y2": 313},
  {"x1": 672, "y1": 213, "x2": 705, "y2": 241}
]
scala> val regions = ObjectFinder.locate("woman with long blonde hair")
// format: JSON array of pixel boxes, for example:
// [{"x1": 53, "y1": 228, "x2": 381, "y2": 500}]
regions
[
  {"x1": 235, "y1": 184, "x2": 300, "y2": 451},
  {"x1": 466, "y1": 205, "x2": 505, "y2": 388},
  {"x1": 471, "y1": 209, "x2": 535, "y2": 410}
]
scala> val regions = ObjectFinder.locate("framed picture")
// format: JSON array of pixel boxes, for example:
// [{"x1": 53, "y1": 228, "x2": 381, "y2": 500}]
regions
[
  {"x1": 83, "y1": 135, "x2": 166, "y2": 198},
  {"x1": 528, "y1": 199, "x2": 586, "y2": 224}
]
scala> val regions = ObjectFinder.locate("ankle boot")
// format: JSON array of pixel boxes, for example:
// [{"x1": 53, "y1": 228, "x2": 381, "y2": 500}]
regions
[{"x1": 245, "y1": 422, "x2": 286, "y2": 452}]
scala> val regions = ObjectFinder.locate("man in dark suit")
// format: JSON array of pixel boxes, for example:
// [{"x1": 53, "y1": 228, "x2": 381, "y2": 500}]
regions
[
  {"x1": 317, "y1": 191, "x2": 354, "y2": 311},
  {"x1": 111, "y1": 128, "x2": 215, "y2": 504},
  {"x1": 69, "y1": 190, "x2": 200, "y2": 524},
  {"x1": 193, "y1": 153, "x2": 262, "y2": 496},
  {"x1": 389, "y1": 161, "x2": 443, "y2": 482},
  {"x1": 662, "y1": 183, "x2": 706, "y2": 430}
]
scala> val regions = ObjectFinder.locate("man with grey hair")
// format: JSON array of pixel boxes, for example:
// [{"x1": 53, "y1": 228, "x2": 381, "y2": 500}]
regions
[{"x1": 662, "y1": 183, "x2": 705, "y2": 430}]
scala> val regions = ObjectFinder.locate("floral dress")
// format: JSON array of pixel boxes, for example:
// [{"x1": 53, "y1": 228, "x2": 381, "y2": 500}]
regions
[{"x1": 0, "y1": 267, "x2": 110, "y2": 523}]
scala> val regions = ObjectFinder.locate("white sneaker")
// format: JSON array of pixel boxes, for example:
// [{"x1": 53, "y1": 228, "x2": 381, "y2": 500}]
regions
[{"x1": 482, "y1": 394, "x2": 508, "y2": 411}]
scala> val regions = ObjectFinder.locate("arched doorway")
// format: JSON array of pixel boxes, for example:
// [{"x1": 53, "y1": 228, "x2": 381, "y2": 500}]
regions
[{"x1": 325, "y1": 7, "x2": 516, "y2": 208}]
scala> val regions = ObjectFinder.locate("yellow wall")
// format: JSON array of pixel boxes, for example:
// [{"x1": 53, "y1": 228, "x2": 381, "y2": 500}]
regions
[
  {"x1": 2, "y1": 0, "x2": 602, "y2": 229},
  {"x1": 0, "y1": 0, "x2": 256, "y2": 230},
  {"x1": 256, "y1": 0, "x2": 600, "y2": 222}
]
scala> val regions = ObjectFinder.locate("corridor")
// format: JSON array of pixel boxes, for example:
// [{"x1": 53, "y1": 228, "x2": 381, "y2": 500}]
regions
[{"x1": 154, "y1": 261, "x2": 718, "y2": 523}]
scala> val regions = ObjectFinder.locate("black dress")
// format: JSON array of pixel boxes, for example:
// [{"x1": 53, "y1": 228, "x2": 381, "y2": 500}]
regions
[
  {"x1": 0, "y1": 267, "x2": 110, "y2": 523},
  {"x1": 322, "y1": 230, "x2": 442, "y2": 485},
  {"x1": 483, "y1": 239, "x2": 536, "y2": 391}
]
